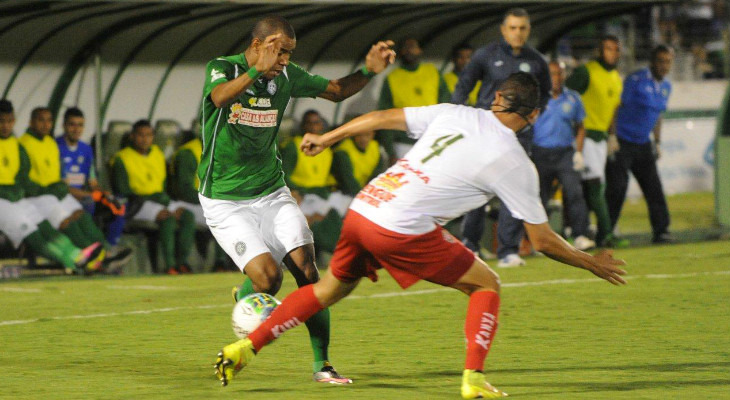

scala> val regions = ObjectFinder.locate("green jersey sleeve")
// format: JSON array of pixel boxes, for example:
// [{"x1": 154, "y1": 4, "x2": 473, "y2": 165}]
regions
[
  {"x1": 288, "y1": 62, "x2": 329, "y2": 98},
  {"x1": 203, "y1": 58, "x2": 236, "y2": 99}
]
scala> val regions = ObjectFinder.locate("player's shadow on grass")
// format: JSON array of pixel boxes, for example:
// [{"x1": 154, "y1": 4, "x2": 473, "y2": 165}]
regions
[{"x1": 491, "y1": 361, "x2": 730, "y2": 374}]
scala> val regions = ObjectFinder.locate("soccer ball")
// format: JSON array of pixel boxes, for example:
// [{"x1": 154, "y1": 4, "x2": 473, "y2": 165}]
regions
[{"x1": 232, "y1": 293, "x2": 281, "y2": 339}]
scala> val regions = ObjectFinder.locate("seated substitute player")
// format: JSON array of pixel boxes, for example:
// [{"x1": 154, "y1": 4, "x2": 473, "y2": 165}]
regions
[
  {"x1": 56, "y1": 107, "x2": 130, "y2": 266},
  {"x1": 111, "y1": 119, "x2": 197, "y2": 275},
  {"x1": 198, "y1": 16, "x2": 394, "y2": 383},
  {"x1": 168, "y1": 133, "x2": 233, "y2": 272},
  {"x1": 0, "y1": 99, "x2": 103, "y2": 274},
  {"x1": 20, "y1": 107, "x2": 122, "y2": 270},
  {"x1": 213, "y1": 73, "x2": 627, "y2": 398},
  {"x1": 331, "y1": 116, "x2": 387, "y2": 196}
]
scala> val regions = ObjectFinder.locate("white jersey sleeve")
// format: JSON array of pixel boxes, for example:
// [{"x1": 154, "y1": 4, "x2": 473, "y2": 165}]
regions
[
  {"x1": 480, "y1": 149, "x2": 548, "y2": 224},
  {"x1": 404, "y1": 104, "x2": 462, "y2": 140}
]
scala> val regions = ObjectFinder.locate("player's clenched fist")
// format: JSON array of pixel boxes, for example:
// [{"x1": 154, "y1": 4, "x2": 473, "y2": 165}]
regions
[
  {"x1": 365, "y1": 40, "x2": 396, "y2": 74},
  {"x1": 300, "y1": 133, "x2": 328, "y2": 156}
]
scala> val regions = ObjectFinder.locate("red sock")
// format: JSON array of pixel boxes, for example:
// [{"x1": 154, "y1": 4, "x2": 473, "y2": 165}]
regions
[
  {"x1": 247, "y1": 284, "x2": 324, "y2": 352},
  {"x1": 464, "y1": 290, "x2": 500, "y2": 371}
]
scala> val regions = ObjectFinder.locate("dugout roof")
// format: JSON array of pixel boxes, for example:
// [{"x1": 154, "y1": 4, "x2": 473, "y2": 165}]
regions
[{"x1": 1, "y1": 0, "x2": 671, "y2": 126}]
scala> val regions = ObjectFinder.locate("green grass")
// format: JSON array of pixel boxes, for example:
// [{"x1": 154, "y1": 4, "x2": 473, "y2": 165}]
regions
[
  {"x1": 614, "y1": 191, "x2": 717, "y2": 234},
  {"x1": 1, "y1": 241, "x2": 729, "y2": 399}
]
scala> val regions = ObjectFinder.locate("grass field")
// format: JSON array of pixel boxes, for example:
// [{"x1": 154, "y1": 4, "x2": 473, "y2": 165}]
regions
[{"x1": 1, "y1": 241, "x2": 729, "y2": 399}]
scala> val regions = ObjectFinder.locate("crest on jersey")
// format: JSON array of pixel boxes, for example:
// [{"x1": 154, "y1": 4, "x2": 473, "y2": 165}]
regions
[
  {"x1": 235, "y1": 241, "x2": 246, "y2": 256},
  {"x1": 267, "y1": 80, "x2": 277, "y2": 95},
  {"x1": 519, "y1": 62, "x2": 531, "y2": 73},
  {"x1": 562, "y1": 102, "x2": 572, "y2": 113}
]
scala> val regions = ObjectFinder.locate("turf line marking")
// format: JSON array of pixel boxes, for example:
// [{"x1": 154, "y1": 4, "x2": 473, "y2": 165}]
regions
[
  {"x1": 0, "y1": 287, "x2": 42, "y2": 293},
  {"x1": 1, "y1": 270, "x2": 728, "y2": 327},
  {"x1": 107, "y1": 285, "x2": 176, "y2": 290}
]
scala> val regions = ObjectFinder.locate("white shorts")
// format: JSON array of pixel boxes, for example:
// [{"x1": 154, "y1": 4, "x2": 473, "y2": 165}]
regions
[
  {"x1": 0, "y1": 198, "x2": 45, "y2": 248},
  {"x1": 170, "y1": 200, "x2": 206, "y2": 226},
  {"x1": 27, "y1": 194, "x2": 82, "y2": 229},
  {"x1": 199, "y1": 187, "x2": 313, "y2": 271},
  {"x1": 298, "y1": 191, "x2": 353, "y2": 218},
  {"x1": 581, "y1": 138, "x2": 607, "y2": 182}
]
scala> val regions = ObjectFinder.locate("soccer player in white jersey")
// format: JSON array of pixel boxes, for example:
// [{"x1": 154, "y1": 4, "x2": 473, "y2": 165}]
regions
[{"x1": 213, "y1": 72, "x2": 627, "y2": 398}]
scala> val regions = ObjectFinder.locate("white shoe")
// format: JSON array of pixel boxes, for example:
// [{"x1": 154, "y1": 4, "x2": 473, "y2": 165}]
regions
[
  {"x1": 574, "y1": 235, "x2": 596, "y2": 251},
  {"x1": 497, "y1": 254, "x2": 526, "y2": 268}
]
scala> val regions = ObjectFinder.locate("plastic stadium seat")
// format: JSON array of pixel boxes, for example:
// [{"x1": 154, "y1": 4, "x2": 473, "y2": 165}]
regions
[
  {"x1": 103, "y1": 120, "x2": 133, "y2": 165},
  {"x1": 154, "y1": 119, "x2": 182, "y2": 159}
]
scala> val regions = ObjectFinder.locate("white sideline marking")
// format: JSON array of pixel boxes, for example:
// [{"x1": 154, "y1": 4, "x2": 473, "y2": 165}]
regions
[
  {"x1": 0, "y1": 287, "x2": 42, "y2": 293},
  {"x1": 107, "y1": 285, "x2": 175, "y2": 290},
  {"x1": 1, "y1": 270, "x2": 728, "y2": 327}
]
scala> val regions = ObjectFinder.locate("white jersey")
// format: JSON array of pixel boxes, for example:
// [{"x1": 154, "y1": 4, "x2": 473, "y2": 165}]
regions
[{"x1": 349, "y1": 104, "x2": 548, "y2": 234}]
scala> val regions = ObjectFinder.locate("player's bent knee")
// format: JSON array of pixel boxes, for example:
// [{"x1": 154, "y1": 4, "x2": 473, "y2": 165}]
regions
[
  {"x1": 245, "y1": 256, "x2": 283, "y2": 294},
  {"x1": 451, "y1": 259, "x2": 501, "y2": 295},
  {"x1": 313, "y1": 270, "x2": 357, "y2": 308}
]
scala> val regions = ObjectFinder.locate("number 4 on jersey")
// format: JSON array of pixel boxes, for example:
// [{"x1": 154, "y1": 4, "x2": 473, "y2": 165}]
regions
[{"x1": 421, "y1": 134, "x2": 464, "y2": 163}]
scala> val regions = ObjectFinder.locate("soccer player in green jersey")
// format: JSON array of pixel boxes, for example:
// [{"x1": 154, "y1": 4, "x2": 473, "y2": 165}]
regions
[{"x1": 198, "y1": 15, "x2": 395, "y2": 384}]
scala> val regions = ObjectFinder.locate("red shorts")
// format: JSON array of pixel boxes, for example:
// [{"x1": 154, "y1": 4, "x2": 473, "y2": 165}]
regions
[{"x1": 329, "y1": 210, "x2": 476, "y2": 289}]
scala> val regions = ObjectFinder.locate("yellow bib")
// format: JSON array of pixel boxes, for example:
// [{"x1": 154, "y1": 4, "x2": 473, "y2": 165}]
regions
[
  {"x1": 115, "y1": 145, "x2": 166, "y2": 195},
  {"x1": 387, "y1": 63, "x2": 441, "y2": 108},
  {"x1": 174, "y1": 138, "x2": 202, "y2": 190},
  {"x1": 288, "y1": 136, "x2": 335, "y2": 188},
  {"x1": 581, "y1": 61, "x2": 623, "y2": 132},
  {"x1": 19, "y1": 133, "x2": 61, "y2": 186},
  {"x1": 0, "y1": 136, "x2": 21, "y2": 185},
  {"x1": 443, "y1": 71, "x2": 481, "y2": 106},
  {"x1": 335, "y1": 138, "x2": 380, "y2": 188}
]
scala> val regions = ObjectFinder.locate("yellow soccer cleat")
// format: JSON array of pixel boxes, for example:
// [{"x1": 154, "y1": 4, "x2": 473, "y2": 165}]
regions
[
  {"x1": 214, "y1": 338, "x2": 256, "y2": 386},
  {"x1": 461, "y1": 369, "x2": 508, "y2": 398}
]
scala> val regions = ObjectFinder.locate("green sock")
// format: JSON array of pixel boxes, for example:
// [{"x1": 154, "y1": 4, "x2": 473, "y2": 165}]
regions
[
  {"x1": 175, "y1": 210, "x2": 196, "y2": 265},
  {"x1": 76, "y1": 212, "x2": 106, "y2": 245},
  {"x1": 158, "y1": 217, "x2": 177, "y2": 269},
  {"x1": 234, "y1": 277, "x2": 255, "y2": 301},
  {"x1": 30, "y1": 223, "x2": 81, "y2": 269},
  {"x1": 584, "y1": 180, "x2": 612, "y2": 242},
  {"x1": 61, "y1": 219, "x2": 93, "y2": 248},
  {"x1": 305, "y1": 308, "x2": 331, "y2": 372}
]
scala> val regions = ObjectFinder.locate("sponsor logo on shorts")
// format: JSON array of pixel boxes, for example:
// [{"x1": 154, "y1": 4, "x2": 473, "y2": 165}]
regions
[
  {"x1": 228, "y1": 103, "x2": 278, "y2": 127},
  {"x1": 442, "y1": 230, "x2": 456, "y2": 243},
  {"x1": 235, "y1": 241, "x2": 246, "y2": 256}
]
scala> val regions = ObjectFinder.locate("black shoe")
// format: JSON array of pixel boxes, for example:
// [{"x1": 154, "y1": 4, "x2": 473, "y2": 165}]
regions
[
  {"x1": 103, "y1": 246, "x2": 133, "y2": 274},
  {"x1": 652, "y1": 233, "x2": 676, "y2": 244}
]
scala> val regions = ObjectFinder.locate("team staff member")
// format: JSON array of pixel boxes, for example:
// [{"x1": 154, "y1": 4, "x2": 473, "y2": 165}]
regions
[
  {"x1": 605, "y1": 45, "x2": 675, "y2": 244},
  {"x1": 452, "y1": 7, "x2": 551, "y2": 268},
  {"x1": 532, "y1": 61, "x2": 594, "y2": 251},
  {"x1": 377, "y1": 38, "x2": 451, "y2": 164},
  {"x1": 198, "y1": 15, "x2": 395, "y2": 383},
  {"x1": 565, "y1": 35, "x2": 628, "y2": 248},
  {"x1": 213, "y1": 73, "x2": 627, "y2": 398}
]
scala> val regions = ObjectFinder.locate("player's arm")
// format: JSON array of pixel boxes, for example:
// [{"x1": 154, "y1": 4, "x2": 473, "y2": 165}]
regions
[
  {"x1": 300, "y1": 109, "x2": 406, "y2": 156},
  {"x1": 523, "y1": 222, "x2": 627, "y2": 285},
  {"x1": 210, "y1": 34, "x2": 282, "y2": 108},
  {"x1": 318, "y1": 40, "x2": 396, "y2": 102}
]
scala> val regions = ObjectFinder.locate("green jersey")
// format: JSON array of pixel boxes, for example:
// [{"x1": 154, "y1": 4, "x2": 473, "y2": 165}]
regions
[{"x1": 198, "y1": 54, "x2": 329, "y2": 200}]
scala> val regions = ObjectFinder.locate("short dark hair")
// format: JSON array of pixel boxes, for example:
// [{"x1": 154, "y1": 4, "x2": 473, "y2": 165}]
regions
[
  {"x1": 497, "y1": 72, "x2": 540, "y2": 117},
  {"x1": 503, "y1": 7, "x2": 529, "y2": 23},
  {"x1": 132, "y1": 119, "x2": 152, "y2": 133},
  {"x1": 651, "y1": 44, "x2": 674, "y2": 61},
  {"x1": 599, "y1": 34, "x2": 620, "y2": 47},
  {"x1": 31, "y1": 107, "x2": 51, "y2": 120},
  {"x1": 450, "y1": 43, "x2": 473, "y2": 60},
  {"x1": 252, "y1": 15, "x2": 296, "y2": 43},
  {"x1": 64, "y1": 107, "x2": 84, "y2": 122},
  {"x1": 0, "y1": 99, "x2": 13, "y2": 114}
]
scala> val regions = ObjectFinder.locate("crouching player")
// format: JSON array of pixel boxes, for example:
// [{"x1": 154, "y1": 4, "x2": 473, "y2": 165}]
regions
[{"x1": 213, "y1": 73, "x2": 627, "y2": 398}]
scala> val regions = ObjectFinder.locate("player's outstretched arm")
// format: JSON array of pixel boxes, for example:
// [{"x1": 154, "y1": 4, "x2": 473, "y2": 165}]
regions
[
  {"x1": 300, "y1": 109, "x2": 406, "y2": 156},
  {"x1": 319, "y1": 40, "x2": 396, "y2": 102},
  {"x1": 523, "y1": 222, "x2": 627, "y2": 285}
]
